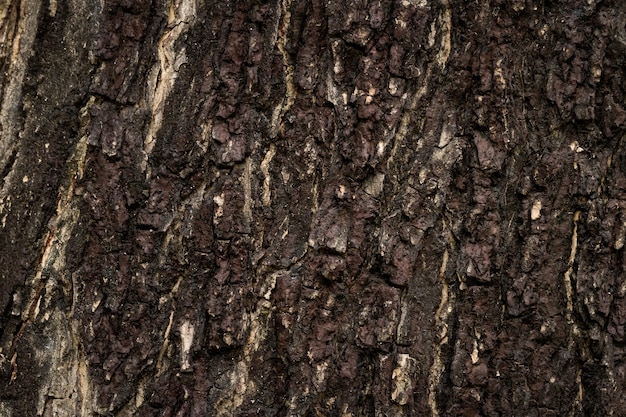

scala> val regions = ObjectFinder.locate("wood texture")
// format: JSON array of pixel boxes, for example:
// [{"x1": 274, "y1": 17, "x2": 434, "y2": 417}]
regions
[{"x1": 1, "y1": 0, "x2": 626, "y2": 415}]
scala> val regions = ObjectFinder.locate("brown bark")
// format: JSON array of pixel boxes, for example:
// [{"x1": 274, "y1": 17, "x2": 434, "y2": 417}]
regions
[{"x1": 1, "y1": 0, "x2": 626, "y2": 416}]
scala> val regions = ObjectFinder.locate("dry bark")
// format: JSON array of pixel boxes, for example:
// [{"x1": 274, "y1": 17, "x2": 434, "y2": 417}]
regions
[{"x1": 1, "y1": 0, "x2": 626, "y2": 416}]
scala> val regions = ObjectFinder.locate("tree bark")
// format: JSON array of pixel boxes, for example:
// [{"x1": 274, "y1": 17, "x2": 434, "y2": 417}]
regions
[{"x1": 1, "y1": 0, "x2": 626, "y2": 415}]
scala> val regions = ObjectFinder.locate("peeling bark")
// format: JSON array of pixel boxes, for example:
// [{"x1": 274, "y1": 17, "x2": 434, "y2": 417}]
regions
[{"x1": 2, "y1": 0, "x2": 626, "y2": 416}]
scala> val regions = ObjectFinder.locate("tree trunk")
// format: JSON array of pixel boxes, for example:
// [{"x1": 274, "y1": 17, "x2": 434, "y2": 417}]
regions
[{"x1": 1, "y1": 0, "x2": 626, "y2": 415}]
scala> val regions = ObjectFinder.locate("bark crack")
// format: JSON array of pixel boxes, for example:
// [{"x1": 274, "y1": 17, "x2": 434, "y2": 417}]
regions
[
  {"x1": 142, "y1": 0, "x2": 197, "y2": 177},
  {"x1": 435, "y1": 0, "x2": 452, "y2": 70},
  {"x1": 270, "y1": 0, "x2": 295, "y2": 137},
  {"x1": 260, "y1": 143, "x2": 276, "y2": 207},
  {"x1": 563, "y1": 211, "x2": 579, "y2": 325},
  {"x1": 427, "y1": 224, "x2": 456, "y2": 417},
  {"x1": 564, "y1": 210, "x2": 583, "y2": 416}
]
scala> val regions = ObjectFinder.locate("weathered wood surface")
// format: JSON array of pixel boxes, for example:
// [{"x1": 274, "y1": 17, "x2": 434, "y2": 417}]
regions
[{"x1": 1, "y1": 0, "x2": 626, "y2": 415}]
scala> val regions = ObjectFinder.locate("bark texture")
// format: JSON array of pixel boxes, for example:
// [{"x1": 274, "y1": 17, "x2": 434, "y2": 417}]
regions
[{"x1": 1, "y1": 0, "x2": 626, "y2": 416}]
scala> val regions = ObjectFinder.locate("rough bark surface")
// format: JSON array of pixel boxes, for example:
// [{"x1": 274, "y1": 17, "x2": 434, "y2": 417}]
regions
[{"x1": 1, "y1": 0, "x2": 626, "y2": 416}]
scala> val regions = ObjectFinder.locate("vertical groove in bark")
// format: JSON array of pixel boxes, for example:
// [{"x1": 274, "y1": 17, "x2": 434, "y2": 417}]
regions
[
  {"x1": 563, "y1": 210, "x2": 583, "y2": 416},
  {"x1": 272, "y1": 0, "x2": 296, "y2": 134},
  {"x1": 435, "y1": 0, "x2": 451, "y2": 70},
  {"x1": 143, "y1": 0, "x2": 197, "y2": 176},
  {"x1": 427, "y1": 231, "x2": 452, "y2": 417}
]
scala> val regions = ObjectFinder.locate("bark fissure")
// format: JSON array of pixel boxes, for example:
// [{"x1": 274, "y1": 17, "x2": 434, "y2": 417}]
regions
[
  {"x1": 143, "y1": 0, "x2": 196, "y2": 176},
  {"x1": 271, "y1": 0, "x2": 296, "y2": 137}
]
